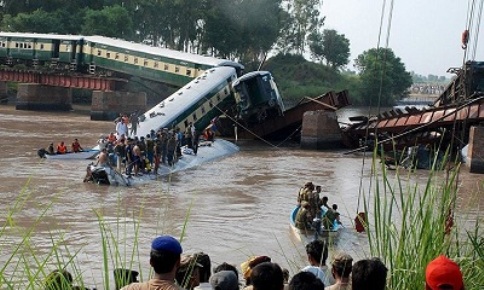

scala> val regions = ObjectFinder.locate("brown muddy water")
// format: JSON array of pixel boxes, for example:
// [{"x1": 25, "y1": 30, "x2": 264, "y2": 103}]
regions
[{"x1": 0, "y1": 104, "x2": 482, "y2": 289}]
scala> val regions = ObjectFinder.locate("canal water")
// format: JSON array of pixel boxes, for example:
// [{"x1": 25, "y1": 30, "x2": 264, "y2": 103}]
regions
[{"x1": 0, "y1": 104, "x2": 481, "y2": 289}]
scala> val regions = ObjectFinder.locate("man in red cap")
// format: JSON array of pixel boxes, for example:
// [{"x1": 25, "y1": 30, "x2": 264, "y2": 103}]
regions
[{"x1": 425, "y1": 255, "x2": 464, "y2": 290}]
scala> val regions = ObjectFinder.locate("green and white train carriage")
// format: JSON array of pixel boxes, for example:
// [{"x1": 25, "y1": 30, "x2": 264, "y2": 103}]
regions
[
  {"x1": 136, "y1": 66, "x2": 239, "y2": 138},
  {"x1": 83, "y1": 36, "x2": 243, "y2": 87},
  {"x1": 0, "y1": 32, "x2": 83, "y2": 68}
]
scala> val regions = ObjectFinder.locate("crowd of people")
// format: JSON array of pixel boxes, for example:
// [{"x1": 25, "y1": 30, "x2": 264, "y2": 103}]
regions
[
  {"x1": 92, "y1": 112, "x2": 216, "y2": 177},
  {"x1": 295, "y1": 182, "x2": 341, "y2": 232},
  {"x1": 44, "y1": 235, "x2": 466, "y2": 290}
]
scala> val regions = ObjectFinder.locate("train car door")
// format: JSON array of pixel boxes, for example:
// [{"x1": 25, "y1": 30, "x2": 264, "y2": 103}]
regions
[{"x1": 52, "y1": 40, "x2": 60, "y2": 59}]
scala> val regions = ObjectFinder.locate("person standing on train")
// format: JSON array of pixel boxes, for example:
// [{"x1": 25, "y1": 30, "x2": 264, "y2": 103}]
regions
[{"x1": 129, "y1": 111, "x2": 139, "y2": 137}]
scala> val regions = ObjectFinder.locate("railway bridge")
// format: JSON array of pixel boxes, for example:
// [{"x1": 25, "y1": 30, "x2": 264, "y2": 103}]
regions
[{"x1": 0, "y1": 32, "x2": 239, "y2": 119}]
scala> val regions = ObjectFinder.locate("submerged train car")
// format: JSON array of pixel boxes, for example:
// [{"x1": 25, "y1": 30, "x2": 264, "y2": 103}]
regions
[
  {"x1": 136, "y1": 66, "x2": 239, "y2": 137},
  {"x1": 233, "y1": 71, "x2": 285, "y2": 123}
]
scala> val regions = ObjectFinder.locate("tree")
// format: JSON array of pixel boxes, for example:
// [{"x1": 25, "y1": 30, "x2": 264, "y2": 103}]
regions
[
  {"x1": 1, "y1": 9, "x2": 63, "y2": 33},
  {"x1": 319, "y1": 29, "x2": 350, "y2": 69},
  {"x1": 277, "y1": 0, "x2": 324, "y2": 55},
  {"x1": 82, "y1": 5, "x2": 133, "y2": 39},
  {"x1": 354, "y1": 48, "x2": 412, "y2": 106}
]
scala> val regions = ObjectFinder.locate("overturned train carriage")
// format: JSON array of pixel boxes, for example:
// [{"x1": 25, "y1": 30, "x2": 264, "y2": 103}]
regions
[{"x1": 136, "y1": 66, "x2": 286, "y2": 137}]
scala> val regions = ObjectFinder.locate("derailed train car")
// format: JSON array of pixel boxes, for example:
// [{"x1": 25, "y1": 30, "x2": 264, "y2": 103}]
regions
[{"x1": 0, "y1": 32, "x2": 285, "y2": 132}]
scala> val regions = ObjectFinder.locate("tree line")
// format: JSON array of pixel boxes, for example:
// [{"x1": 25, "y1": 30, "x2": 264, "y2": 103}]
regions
[{"x1": 0, "y1": 0, "x2": 413, "y2": 106}]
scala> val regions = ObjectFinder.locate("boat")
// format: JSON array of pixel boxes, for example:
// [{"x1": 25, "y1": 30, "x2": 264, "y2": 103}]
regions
[
  {"x1": 38, "y1": 148, "x2": 100, "y2": 160},
  {"x1": 289, "y1": 206, "x2": 342, "y2": 245},
  {"x1": 84, "y1": 139, "x2": 239, "y2": 186}
]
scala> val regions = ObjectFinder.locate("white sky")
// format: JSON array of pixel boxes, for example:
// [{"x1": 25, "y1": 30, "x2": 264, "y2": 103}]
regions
[{"x1": 322, "y1": 0, "x2": 484, "y2": 77}]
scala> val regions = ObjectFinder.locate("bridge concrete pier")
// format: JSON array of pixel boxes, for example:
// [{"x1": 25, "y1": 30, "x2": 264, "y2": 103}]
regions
[
  {"x1": 467, "y1": 125, "x2": 484, "y2": 173},
  {"x1": 0, "y1": 82, "x2": 8, "y2": 103},
  {"x1": 91, "y1": 91, "x2": 147, "y2": 121},
  {"x1": 300, "y1": 110, "x2": 342, "y2": 150},
  {"x1": 16, "y1": 83, "x2": 72, "y2": 111}
]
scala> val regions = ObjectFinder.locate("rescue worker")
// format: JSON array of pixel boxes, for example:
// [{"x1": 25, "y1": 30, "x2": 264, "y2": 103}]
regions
[
  {"x1": 71, "y1": 138, "x2": 84, "y2": 153},
  {"x1": 297, "y1": 182, "x2": 314, "y2": 206},
  {"x1": 47, "y1": 143, "x2": 55, "y2": 155},
  {"x1": 56, "y1": 141, "x2": 67, "y2": 154},
  {"x1": 295, "y1": 201, "x2": 313, "y2": 231}
]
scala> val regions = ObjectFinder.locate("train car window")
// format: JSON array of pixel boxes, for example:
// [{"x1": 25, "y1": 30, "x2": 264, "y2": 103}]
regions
[
  {"x1": 184, "y1": 120, "x2": 189, "y2": 127},
  {"x1": 192, "y1": 113, "x2": 197, "y2": 121},
  {"x1": 28, "y1": 44, "x2": 32, "y2": 49},
  {"x1": 164, "y1": 64, "x2": 169, "y2": 70},
  {"x1": 144, "y1": 60, "x2": 148, "y2": 66},
  {"x1": 97, "y1": 50, "x2": 101, "y2": 56},
  {"x1": 106, "y1": 52, "x2": 111, "y2": 58},
  {"x1": 209, "y1": 101, "x2": 213, "y2": 108},
  {"x1": 40, "y1": 44, "x2": 44, "y2": 49},
  {"x1": 201, "y1": 106, "x2": 205, "y2": 114},
  {"x1": 20, "y1": 43, "x2": 24, "y2": 48},
  {"x1": 134, "y1": 58, "x2": 138, "y2": 64},
  {"x1": 186, "y1": 69, "x2": 192, "y2": 76},
  {"x1": 15, "y1": 43, "x2": 19, "y2": 48},
  {"x1": 175, "y1": 66, "x2": 180, "y2": 73},
  {"x1": 217, "y1": 94, "x2": 221, "y2": 101},
  {"x1": 124, "y1": 55, "x2": 129, "y2": 62},
  {"x1": 115, "y1": 53, "x2": 119, "y2": 59},
  {"x1": 154, "y1": 62, "x2": 159, "y2": 68}
]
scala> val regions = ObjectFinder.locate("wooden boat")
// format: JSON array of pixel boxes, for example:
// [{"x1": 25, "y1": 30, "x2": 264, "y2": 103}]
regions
[
  {"x1": 38, "y1": 148, "x2": 100, "y2": 160},
  {"x1": 85, "y1": 139, "x2": 239, "y2": 186},
  {"x1": 289, "y1": 206, "x2": 342, "y2": 244}
]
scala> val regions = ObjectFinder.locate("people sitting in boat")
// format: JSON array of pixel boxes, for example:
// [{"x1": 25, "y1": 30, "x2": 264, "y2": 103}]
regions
[
  {"x1": 301, "y1": 239, "x2": 333, "y2": 286},
  {"x1": 308, "y1": 185, "x2": 323, "y2": 218},
  {"x1": 297, "y1": 182, "x2": 314, "y2": 206},
  {"x1": 47, "y1": 143, "x2": 55, "y2": 155},
  {"x1": 295, "y1": 201, "x2": 313, "y2": 231},
  {"x1": 332, "y1": 204, "x2": 342, "y2": 225},
  {"x1": 95, "y1": 148, "x2": 109, "y2": 167},
  {"x1": 321, "y1": 196, "x2": 337, "y2": 230},
  {"x1": 71, "y1": 138, "x2": 84, "y2": 153},
  {"x1": 56, "y1": 141, "x2": 67, "y2": 154}
]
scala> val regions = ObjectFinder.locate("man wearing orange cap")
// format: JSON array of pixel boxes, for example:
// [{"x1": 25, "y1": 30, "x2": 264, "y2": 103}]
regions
[{"x1": 425, "y1": 255, "x2": 464, "y2": 290}]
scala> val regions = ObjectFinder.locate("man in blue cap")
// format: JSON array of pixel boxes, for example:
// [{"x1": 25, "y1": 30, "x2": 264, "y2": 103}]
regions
[{"x1": 121, "y1": 235, "x2": 184, "y2": 290}]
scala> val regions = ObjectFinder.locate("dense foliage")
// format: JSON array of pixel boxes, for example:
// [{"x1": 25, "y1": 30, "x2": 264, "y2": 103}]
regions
[
  {"x1": 0, "y1": 1, "x2": 420, "y2": 106},
  {"x1": 354, "y1": 48, "x2": 413, "y2": 106}
]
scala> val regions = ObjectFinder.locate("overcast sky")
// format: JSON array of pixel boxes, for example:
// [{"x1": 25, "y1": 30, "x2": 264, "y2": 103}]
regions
[{"x1": 322, "y1": 0, "x2": 484, "y2": 77}]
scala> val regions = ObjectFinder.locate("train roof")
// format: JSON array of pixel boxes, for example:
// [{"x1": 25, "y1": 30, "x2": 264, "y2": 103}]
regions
[
  {"x1": 0, "y1": 32, "x2": 83, "y2": 40},
  {"x1": 137, "y1": 66, "x2": 237, "y2": 136},
  {"x1": 232, "y1": 70, "x2": 271, "y2": 86},
  {"x1": 84, "y1": 35, "x2": 240, "y2": 68}
]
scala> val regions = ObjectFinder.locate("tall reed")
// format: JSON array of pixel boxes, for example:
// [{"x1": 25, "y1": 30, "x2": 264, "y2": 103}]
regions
[{"x1": 360, "y1": 146, "x2": 484, "y2": 289}]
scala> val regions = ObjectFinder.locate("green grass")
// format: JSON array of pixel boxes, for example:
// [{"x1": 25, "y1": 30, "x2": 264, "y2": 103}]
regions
[{"x1": 359, "y1": 146, "x2": 484, "y2": 289}]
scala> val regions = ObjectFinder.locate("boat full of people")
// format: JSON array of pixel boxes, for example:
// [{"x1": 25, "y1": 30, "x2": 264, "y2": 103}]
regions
[
  {"x1": 289, "y1": 205, "x2": 342, "y2": 244},
  {"x1": 38, "y1": 139, "x2": 101, "y2": 160},
  {"x1": 290, "y1": 182, "x2": 343, "y2": 244}
]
